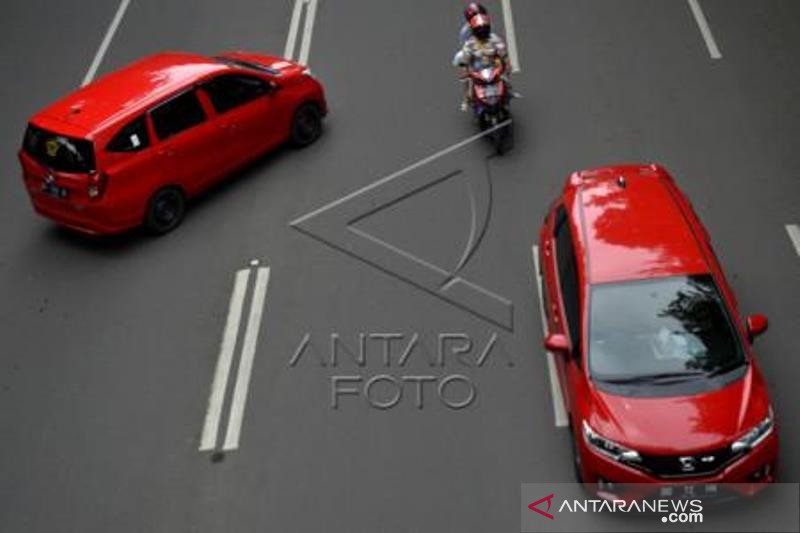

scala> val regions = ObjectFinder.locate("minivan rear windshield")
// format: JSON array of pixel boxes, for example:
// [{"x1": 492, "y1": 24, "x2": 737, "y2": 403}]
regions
[{"x1": 23, "y1": 124, "x2": 95, "y2": 173}]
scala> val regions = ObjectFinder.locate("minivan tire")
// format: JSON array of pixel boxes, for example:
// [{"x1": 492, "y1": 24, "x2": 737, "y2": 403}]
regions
[
  {"x1": 144, "y1": 187, "x2": 186, "y2": 235},
  {"x1": 290, "y1": 103, "x2": 322, "y2": 147}
]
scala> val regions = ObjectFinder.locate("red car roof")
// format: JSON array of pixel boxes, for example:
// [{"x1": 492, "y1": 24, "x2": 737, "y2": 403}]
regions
[
  {"x1": 566, "y1": 164, "x2": 710, "y2": 284},
  {"x1": 31, "y1": 52, "x2": 229, "y2": 137}
]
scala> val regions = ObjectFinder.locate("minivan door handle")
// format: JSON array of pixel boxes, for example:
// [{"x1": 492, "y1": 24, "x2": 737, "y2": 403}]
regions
[{"x1": 157, "y1": 148, "x2": 175, "y2": 157}]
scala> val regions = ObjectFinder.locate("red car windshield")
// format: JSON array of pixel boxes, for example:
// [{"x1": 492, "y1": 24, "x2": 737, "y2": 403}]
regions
[
  {"x1": 23, "y1": 124, "x2": 95, "y2": 174},
  {"x1": 589, "y1": 274, "x2": 746, "y2": 385}
]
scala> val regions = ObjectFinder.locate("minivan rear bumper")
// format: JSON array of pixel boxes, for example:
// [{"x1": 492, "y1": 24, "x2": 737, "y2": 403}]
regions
[
  {"x1": 20, "y1": 149, "x2": 139, "y2": 235},
  {"x1": 28, "y1": 190, "x2": 136, "y2": 235}
]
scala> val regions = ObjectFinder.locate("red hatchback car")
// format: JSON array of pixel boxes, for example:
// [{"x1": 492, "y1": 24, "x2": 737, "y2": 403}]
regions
[
  {"x1": 19, "y1": 51, "x2": 327, "y2": 234},
  {"x1": 537, "y1": 164, "x2": 778, "y2": 494}
]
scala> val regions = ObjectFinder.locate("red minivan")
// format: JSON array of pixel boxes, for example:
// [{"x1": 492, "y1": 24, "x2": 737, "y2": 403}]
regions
[
  {"x1": 19, "y1": 51, "x2": 327, "y2": 234},
  {"x1": 537, "y1": 164, "x2": 778, "y2": 498}
]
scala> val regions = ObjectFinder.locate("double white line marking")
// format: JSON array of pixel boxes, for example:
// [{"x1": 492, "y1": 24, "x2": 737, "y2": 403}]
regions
[
  {"x1": 200, "y1": 264, "x2": 271, "y2": 452},
  {"x1": 284, "y1": 0, "x2": 319, "y2": 65}
]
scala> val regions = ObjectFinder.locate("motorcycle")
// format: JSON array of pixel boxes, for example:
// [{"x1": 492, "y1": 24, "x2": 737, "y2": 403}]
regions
[{"x1": 462, "y1": 60, "x2": 513, "y2": 154}]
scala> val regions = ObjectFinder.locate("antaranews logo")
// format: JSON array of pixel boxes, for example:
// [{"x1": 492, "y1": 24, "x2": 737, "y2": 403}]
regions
[
  {"x1": 522, "y1": 488, "x2": 704, "y2": 531},
  {"x1": 549, "y1": 497, "x2": 702, "y2": 523},
  {"x1": 527, "y1": 493, "x2": 555, "y2": 520}
]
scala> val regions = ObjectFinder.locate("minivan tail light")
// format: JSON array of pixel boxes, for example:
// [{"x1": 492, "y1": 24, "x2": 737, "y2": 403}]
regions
[{"x1": 88, "y1": 172, "x2": 108, "y2": 199}]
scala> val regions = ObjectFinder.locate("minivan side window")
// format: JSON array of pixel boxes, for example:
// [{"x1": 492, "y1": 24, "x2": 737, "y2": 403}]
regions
[
  {"x1": 554, "y1": 205, "x2": 581, "y2": 357},
  {"x1": 202, "y1": 74, "x2": 270, "y2": 114},
  {"x1": 107, "y1": 116, "x2": 150, "y2": 152},
  {"x1": 150, "y1": 90, "x2": 206, "y2": 140}
]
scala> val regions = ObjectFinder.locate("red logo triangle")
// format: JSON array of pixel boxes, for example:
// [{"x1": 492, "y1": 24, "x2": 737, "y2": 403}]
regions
[{"x1": 528, "y1": 493, "x2": 555, "y2": 520}]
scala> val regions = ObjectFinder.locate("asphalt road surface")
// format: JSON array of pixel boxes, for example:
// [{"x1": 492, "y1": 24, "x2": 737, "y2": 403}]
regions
[{"x1": 1, "y1": 1, "x2": 799, "y2": 532}]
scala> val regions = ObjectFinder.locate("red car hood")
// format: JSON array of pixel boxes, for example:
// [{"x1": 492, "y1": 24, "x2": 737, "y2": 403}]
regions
[{"x1": 588, "y1": 367, "x2": 771, "y2": 454}]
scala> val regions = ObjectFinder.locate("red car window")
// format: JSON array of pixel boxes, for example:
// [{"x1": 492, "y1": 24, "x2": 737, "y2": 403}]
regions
[
  {"x1": 106, "y1": 116, "x2": 150, "y2": 153},
  {"x1": 151, "y1": 90, "x2": 206, "y2": 140},
  {"x1": 554, "y1": 205, "x2": 581, "y2": 357},
  {"x1": 203, "y1": 74, "x2": 271, "y2": 114}
]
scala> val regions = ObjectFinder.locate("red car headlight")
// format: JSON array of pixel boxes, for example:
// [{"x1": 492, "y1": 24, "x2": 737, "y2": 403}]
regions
[
  {"x1": 731, "y1": 408, "x2": 774, "y2": 453},
  {"x1": 583, "y1": 420, "x2": 642, "y2": 464}
]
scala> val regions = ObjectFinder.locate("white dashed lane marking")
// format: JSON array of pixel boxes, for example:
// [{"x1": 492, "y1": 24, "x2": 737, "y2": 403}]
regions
[
  {"x1": 82, "y1": 0, "x2": 132, "y2": 86},
  {"x1": 501, "y1": 0, "x2": 521, "y2": 73},
  {"x1": 532, "y1": 245, "x2": 568, "y2": 428},
  {"x1": 687, "y1": 0, "x2": 722, "y2": 59},
  {"x1": 786, "y1": 224, "x2": 800, "y2": 258}
]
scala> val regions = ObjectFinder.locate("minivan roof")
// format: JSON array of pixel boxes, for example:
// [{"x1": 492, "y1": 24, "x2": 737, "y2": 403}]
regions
[
  {"x1": 30, "y1": 52, "x2": 229, "y2": 137},
  {"x1": 564, "y1": 164, "x2": 710, "y2": 284}
]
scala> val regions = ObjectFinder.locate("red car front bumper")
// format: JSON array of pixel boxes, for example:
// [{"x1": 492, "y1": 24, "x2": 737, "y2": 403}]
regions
[{"x1": 577, "y1": 431, "x2": 779, "y2": 498}]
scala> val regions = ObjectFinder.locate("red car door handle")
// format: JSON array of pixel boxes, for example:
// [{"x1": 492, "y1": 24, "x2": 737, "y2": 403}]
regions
[
  {"x1": 158, "y1": 148, "x2": 175, "y2": 157},
  {"x1": 220, "y1": 123, "x2": 238, "y2": 131}
]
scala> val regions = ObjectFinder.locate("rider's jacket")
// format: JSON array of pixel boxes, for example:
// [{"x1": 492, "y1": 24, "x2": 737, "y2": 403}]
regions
[{"x1": 456, "y1": 33, "x2": 510, "y2": 71}]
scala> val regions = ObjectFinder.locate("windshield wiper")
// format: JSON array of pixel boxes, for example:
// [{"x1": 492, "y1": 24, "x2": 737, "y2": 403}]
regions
[
  {"x1": 706, "y1": 362, "x2": 746, "y2": 378},
  {"x1": 599, "y1": 370, "x2": 706, "y2": 385}
]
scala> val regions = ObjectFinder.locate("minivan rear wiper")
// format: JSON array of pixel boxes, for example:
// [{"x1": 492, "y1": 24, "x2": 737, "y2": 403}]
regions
[{"x1": 599, "y1": 370, "x2": 706, "y2": 385}]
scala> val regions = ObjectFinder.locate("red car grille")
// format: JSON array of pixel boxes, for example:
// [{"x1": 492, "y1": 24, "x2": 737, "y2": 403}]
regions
[{"x1": 638, "y1": 447, "x2": 741, "y2": 478}]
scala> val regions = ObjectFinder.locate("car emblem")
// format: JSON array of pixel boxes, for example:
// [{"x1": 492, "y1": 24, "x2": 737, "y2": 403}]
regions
[
  {"x1": 679, "y1": 456, "x2": 697, "y2": 472},
  {"x1": 45, "y1": 139, "x2": 60, "y2": 158},
  {"x1": 700, "y1": 455, "x2": 715, "y2": 463}
]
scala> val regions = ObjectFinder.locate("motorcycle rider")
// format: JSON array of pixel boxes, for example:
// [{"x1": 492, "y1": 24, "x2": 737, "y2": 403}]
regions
[
  {"x1": 459, "y1": 2, "x2": 488, "y2": 45},
  {"x1": 454, "y1": 12, "x2": 511, "y2": 111}
]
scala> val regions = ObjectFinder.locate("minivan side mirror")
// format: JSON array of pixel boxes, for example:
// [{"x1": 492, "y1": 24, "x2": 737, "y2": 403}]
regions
[
  {"x1": 746, "y1": 314, "x2": 768, "y2": 341},
  {"x1": 545, "y1": 333, "x2": 570, "y2": 355}
]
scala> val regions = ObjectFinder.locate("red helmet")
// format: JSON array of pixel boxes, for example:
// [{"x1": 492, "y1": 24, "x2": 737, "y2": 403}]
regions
[
  {"x1": 464, "y1": 2, "x2": 487, "y2": 22},
  {"x1": 469, "y1": 13, "x2": 491, "y2": 40}
]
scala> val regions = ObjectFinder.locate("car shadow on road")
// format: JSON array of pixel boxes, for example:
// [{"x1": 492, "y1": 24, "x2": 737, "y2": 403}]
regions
[{"x1": 41, "y1": 224, "x2": 148, "y2": 254}]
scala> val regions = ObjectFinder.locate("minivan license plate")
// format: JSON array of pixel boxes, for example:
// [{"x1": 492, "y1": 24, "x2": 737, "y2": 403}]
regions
[{"x1": 42, "y1": 181, "x2": 67, "y2": 198}]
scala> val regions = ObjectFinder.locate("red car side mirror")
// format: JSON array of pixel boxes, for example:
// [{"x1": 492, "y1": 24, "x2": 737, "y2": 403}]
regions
[
  {"x1": 545, "y1": 333, "x2": 570, "y2": 354},
  {"x1": 746, "y1": 314, "x2": 768, "y2": 340}
]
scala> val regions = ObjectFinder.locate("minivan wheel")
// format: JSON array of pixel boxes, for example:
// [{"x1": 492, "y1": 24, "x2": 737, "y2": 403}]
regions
[
  {"x1": 290, "y1": 103, "x2": 322, "y2": 147},
  {"x1": 145, "y1": 187, "x2": 186, "y2": 235}
]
